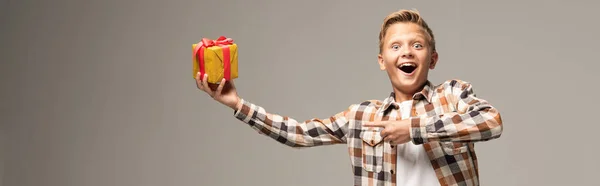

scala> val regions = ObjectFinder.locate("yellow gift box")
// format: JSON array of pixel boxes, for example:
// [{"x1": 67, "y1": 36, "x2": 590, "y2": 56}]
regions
[{"x1": 192, "y1": 36, "x2": 238, "y2": 84}]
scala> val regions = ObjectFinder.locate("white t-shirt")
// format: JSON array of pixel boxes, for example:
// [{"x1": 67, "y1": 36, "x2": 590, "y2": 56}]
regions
[{"x1": 396, "y1": 100, "x2": 440, "y2": 186}]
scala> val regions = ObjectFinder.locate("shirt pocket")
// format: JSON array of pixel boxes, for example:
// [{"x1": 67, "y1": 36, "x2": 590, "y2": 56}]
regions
[
  {"x1": 440, "y1": 141, "x2": 469, "y2": 155},
  {"x1": 359, "y1": 128, "x2": 384, "y2": 172}
]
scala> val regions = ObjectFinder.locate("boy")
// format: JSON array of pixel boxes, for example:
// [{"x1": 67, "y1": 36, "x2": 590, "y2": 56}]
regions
[{"x1": 195, "y1": 9, "x2": 503, "y2": 186}]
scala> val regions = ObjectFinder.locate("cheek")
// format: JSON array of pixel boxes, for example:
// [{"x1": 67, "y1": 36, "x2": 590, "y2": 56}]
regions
[
  {"x1": 383, "y1": 53, "x2": 398, "y2": 65},
  {"x1": 385, "y1": 59, "x2": 395, "y2": 66},
  {"x1": 418, "y1": 53, "x2": 432, "y2": 66},
  {"x1": 385, "y1": 60, "x2": 397, "y2": 71}
]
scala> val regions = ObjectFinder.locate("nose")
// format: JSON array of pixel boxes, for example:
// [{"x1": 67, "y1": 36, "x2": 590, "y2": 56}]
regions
[{"x1": 401, "y1": 48, "x2": 413, "y2": 58}]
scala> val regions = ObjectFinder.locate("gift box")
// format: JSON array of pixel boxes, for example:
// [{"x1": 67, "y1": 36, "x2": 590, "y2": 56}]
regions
[{"x1": 192, "y1": 36, "x2": 238, "y2": 84}]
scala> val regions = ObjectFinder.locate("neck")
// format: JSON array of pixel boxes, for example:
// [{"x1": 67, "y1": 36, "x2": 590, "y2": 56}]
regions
[
  {"x1": 394, "y1": 90, "x2": 414, "y2": 103},
  {"x1": 393, "y1": 81, "x2": 427, "y2": 102}
]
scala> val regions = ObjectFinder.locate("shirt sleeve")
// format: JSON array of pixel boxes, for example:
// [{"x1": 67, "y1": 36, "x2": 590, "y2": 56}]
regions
[
  {"x1": 233, "y1": 99, "x2": 351, "y2": 147},
  {"x1": 410, "y1": 80, "x2": 503, "y2": 144}
]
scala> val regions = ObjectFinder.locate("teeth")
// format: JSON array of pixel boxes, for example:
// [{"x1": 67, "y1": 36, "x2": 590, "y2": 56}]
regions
[{"x1": 399, "y1": 63, "x2": 416, "y2": 67}]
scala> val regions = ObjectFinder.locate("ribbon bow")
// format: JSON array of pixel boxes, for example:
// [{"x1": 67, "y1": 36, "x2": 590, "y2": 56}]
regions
[
  {"x1": 200, "y1": 36, "x2": 234, "y2": 47},
  {"x1": 194, "y1": 36, "x2": 234, "y2": 82}
]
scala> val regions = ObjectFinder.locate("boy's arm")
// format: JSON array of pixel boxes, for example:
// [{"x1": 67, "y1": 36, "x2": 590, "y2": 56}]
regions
[
  {"x1": 233, "y1": 99, "x2": 351, "y2": 147},
  {"x1": 410, "y1": 80, "x2": 503, "y2": 144}
]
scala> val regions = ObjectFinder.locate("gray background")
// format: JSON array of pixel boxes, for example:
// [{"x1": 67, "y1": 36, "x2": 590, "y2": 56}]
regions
[{"x1": 1, "y1": 0, "x2": 599, "y2": 185}]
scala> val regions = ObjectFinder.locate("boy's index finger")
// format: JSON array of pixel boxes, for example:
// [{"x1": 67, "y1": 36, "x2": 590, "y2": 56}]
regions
[{"x1": 362, "y1": 121, "x2": 388, "y2": 128}]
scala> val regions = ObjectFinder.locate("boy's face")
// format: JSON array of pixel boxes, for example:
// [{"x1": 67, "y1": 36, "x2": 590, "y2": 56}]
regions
[{"x1": 378, "y1": 22, "x2": 438, "y2": 96}]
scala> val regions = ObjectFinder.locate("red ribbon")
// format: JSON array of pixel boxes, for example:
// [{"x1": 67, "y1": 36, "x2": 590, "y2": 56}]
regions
[{"x1": 193, "y1": 36, "x2": 234, "y2": 82}]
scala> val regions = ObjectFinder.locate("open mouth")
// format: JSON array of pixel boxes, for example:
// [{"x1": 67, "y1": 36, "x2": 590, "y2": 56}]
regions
[{"x1": 398, "y1": 63, "x2": 417, "y2": 74}]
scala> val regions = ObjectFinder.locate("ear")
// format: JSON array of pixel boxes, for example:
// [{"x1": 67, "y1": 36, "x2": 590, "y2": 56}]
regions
[
  {"x1": 378, "y1": 54, "x2": 386, "y2": 70},
  {"x1": 429, "y1": 51, "x2": 439, "y2": 69}
]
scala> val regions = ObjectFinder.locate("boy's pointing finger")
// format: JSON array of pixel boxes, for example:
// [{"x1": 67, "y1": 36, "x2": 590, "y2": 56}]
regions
[{"x1": 362, "y1": 121, "x2": 388, "y2": 128}]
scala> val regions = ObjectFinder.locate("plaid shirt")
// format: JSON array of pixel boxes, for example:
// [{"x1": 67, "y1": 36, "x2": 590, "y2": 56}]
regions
[{"x1": 233, "y1": 79, "x2": 503, "y2": 186}]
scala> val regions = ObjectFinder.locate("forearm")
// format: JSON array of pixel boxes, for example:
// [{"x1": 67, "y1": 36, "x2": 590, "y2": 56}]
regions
[
  {"x1": 410, "y1": 103, "x2": 502, "y2": 144},
  {"x1": 233, "y1": 99, "x2": 348, "y2": 147},
  {"x1": 410, "y1": 80, "x2": 503, "y2": 144}
]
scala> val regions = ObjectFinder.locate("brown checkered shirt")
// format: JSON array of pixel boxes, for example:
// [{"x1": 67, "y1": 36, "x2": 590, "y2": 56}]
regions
[{"x1": 233, "y1": 79, "x2": 503, "y2": 186}]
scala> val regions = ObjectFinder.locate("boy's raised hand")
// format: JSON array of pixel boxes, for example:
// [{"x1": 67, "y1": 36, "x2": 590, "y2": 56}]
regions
[{"x1": 195, "y1": 72, "x2": 242, "y2": 111}]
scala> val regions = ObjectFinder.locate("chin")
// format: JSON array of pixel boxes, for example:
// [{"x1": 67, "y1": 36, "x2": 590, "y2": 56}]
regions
[{"x1": 392, "y1": 77, "x2": 424, "y2": 93}]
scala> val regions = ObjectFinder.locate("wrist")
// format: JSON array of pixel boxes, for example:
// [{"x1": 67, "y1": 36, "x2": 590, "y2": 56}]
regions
[{"x1": 231, "y1": 97, "x2": 242, "y2": 111}]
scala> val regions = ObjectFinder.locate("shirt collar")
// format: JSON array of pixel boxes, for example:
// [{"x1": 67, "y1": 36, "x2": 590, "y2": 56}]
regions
[{"x1": 381, "y1": 81, "x2": 434, "y2": 113}]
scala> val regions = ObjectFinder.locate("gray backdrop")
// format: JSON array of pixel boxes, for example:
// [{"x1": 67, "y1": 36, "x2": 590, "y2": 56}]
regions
[{"x1": 1, "y1": 0, "x2": 599, "y2": 185}]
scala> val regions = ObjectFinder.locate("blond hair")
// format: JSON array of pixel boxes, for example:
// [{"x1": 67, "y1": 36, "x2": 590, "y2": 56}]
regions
[{"x1": 378, "y1": 9, "x2": 436, "y2": 54}]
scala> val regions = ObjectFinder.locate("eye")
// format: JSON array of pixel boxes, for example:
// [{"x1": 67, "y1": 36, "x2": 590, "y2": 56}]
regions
[
  {"x1": 413, "y1": 43, "x2": 423, "y2": 49},
  {"x1": 392, "y1": 45, "x2": 400, "y2": 50}
]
